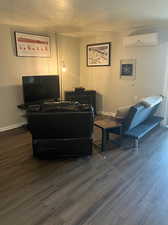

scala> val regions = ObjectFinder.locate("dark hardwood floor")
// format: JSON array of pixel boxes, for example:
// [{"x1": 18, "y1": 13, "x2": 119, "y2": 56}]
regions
[{"x1": 0, "y1": 125, "x2": 168, "y2": 225}]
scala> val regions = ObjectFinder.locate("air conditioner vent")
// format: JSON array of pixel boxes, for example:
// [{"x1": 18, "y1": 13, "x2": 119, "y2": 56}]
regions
[{"x1": 123, "y1": 33, "x2": 159, "y2": 47}]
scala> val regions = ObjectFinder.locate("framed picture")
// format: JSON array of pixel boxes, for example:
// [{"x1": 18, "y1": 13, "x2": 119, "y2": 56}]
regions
[
  {"x1": 14, "y1": 32, "x2": 50, "y2": 57},
  {"x1": 87, "y1": 42, "x2": 111, "y2": 67},
  {"x1": 120, "y1": 59, "x2": 136, "y2": 79}
]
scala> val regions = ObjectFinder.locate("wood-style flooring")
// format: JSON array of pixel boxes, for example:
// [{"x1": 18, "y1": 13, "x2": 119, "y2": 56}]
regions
[{"x1": 0, "y1": 125, "x2": 168, "y2": 225}]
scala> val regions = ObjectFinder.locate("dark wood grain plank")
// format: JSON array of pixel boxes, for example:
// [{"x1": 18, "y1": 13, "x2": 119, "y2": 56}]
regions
[{"x1": 0, "y1": 125, "x2": 168, "y2": 225}]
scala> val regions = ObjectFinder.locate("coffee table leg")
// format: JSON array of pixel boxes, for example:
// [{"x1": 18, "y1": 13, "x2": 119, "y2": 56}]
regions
[
  {"x1": 119, "y1": 126, "x2": 122, "y2": 147},
  {"x1": 102, "y1": 129, "x2": 108, "y2": 152}
]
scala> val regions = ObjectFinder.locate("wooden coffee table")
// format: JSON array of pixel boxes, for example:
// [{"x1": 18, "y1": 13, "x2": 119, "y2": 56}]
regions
[{"x1": 94, "y1": 119, "x2": 122, "y2": 152}]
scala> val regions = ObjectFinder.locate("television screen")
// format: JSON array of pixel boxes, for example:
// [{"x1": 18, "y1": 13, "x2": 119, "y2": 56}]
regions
[{"x1": 22, "y1": 75, "x2": 60, "y2": 104}]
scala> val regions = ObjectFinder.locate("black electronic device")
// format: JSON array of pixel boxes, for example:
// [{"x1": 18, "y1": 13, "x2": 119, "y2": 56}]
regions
[
  {"x1": 74, "y1": 87, "x2": 85, "y2": 93},
  {"x1": 22, "y1": 75, "x2": 60, "y2": 104},
  {"x1": 65, "y1": 90, "x2": 96, "y2": 114},
  {"x1": 27, "y1": 104, "x2": 41, "y2": 112}
]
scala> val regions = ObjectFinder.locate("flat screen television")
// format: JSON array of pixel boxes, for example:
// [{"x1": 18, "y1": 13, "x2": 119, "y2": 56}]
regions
[{"x1": 22, "y1": 75, "x2": 60, "y2": 104}]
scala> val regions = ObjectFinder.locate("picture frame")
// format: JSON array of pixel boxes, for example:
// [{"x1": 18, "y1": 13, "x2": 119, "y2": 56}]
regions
[
  {"x1": 86, "y1": 42, "x2": 111, "y2": 67},
  {"x1": 120, "y1": 59, "x2": 136, "y2": 79},
  {"x1": 14, "y1": 32, "x2": 51, "y2": 57}
]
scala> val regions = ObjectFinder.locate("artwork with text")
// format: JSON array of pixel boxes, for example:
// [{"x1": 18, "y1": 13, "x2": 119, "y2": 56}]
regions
[{"x1": 15, "y1": 32, "x2": 50, "y2": 57}]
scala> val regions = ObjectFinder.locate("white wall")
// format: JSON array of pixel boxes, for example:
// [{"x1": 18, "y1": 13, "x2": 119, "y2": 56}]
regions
[
  {"x1": 0, "y1": 25, "x2": 80, "y2": 130},
  {"x1": 1, "y1": 25, "x2": 167, "y2": 129},
  {"x1": 80, "y1": 32, "x2": 167, "y2": 115},
  {"x1": 56, "y1": 34, "x2": 80, "y2": 98}
]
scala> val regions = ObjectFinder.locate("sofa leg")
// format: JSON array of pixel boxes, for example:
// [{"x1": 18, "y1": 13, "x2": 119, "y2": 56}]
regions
[
  {"x1": 135, "y1": 139, "x2": 139, "y2": 152},
  {"x1": 32, "y1": 140, "x2": 38, "y2": 157},
  {"x1": 33, "y1": 148, "x2": 38, "y2": 157}
]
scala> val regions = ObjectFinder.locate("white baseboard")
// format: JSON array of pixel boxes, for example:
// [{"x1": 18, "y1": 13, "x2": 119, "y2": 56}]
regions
[
  {"x1": 0, "y1": 122, "x2": 27, "y2": 132},
  {"x1": 97, "y1": 111, "x2": 116, "y2": 117}
]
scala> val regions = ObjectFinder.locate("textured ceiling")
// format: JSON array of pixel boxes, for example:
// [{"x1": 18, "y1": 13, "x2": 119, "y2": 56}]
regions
[{"x1": 0, "y1": 0, "x2": 168, "y2": 36}]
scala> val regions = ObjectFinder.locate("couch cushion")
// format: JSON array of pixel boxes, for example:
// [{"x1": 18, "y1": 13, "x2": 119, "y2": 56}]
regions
[
  {"x1": 140, "y1": 96, "x2": 163, "y2": 108},
  {"x1": 123, "y1": 103, "x2": 159, "y2": 132},
  {"x1": 115, "y1": 105, "x2": 132, "y2": 119},
  {"x1": 125, "y1": 116, "x2": 163, "y2": 139}
]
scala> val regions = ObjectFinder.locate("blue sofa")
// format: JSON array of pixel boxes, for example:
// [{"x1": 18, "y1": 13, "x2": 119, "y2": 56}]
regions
[{"x1": 109, "y1": 100, "x2": 163, "y2": 151}]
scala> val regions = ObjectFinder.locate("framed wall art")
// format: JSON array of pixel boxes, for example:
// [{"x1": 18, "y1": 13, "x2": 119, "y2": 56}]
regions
[
  {"x1": 120, "y1": 59, "x2": 136, "y2": 79},
  {"x1": 14, "y1": 32, "x2": 51, "y2": 57},
  {"x1": 87, "y1": 42, "x2": 111, "y2": 67}
]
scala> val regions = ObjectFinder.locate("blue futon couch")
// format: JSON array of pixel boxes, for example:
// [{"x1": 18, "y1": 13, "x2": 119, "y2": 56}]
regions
[{"x1": 110, "y1": 96, "x2": 163, "y2": 151}]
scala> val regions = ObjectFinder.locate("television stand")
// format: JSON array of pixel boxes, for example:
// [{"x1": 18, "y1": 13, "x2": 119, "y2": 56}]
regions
[
  {"x1": 17, "y1": 103, "x2": 29, "y2": 110},
  {"x1": 17, "y1": 100, "x2": 81, "y2": 112},
  {"x1": 17, "y1": 98, "x2": 60, "y2": 110}
]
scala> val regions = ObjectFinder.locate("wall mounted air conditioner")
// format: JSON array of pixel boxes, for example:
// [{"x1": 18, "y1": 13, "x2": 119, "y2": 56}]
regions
[{"x1": 123, "y1": 33, "x2": 159, "y2": 47}]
